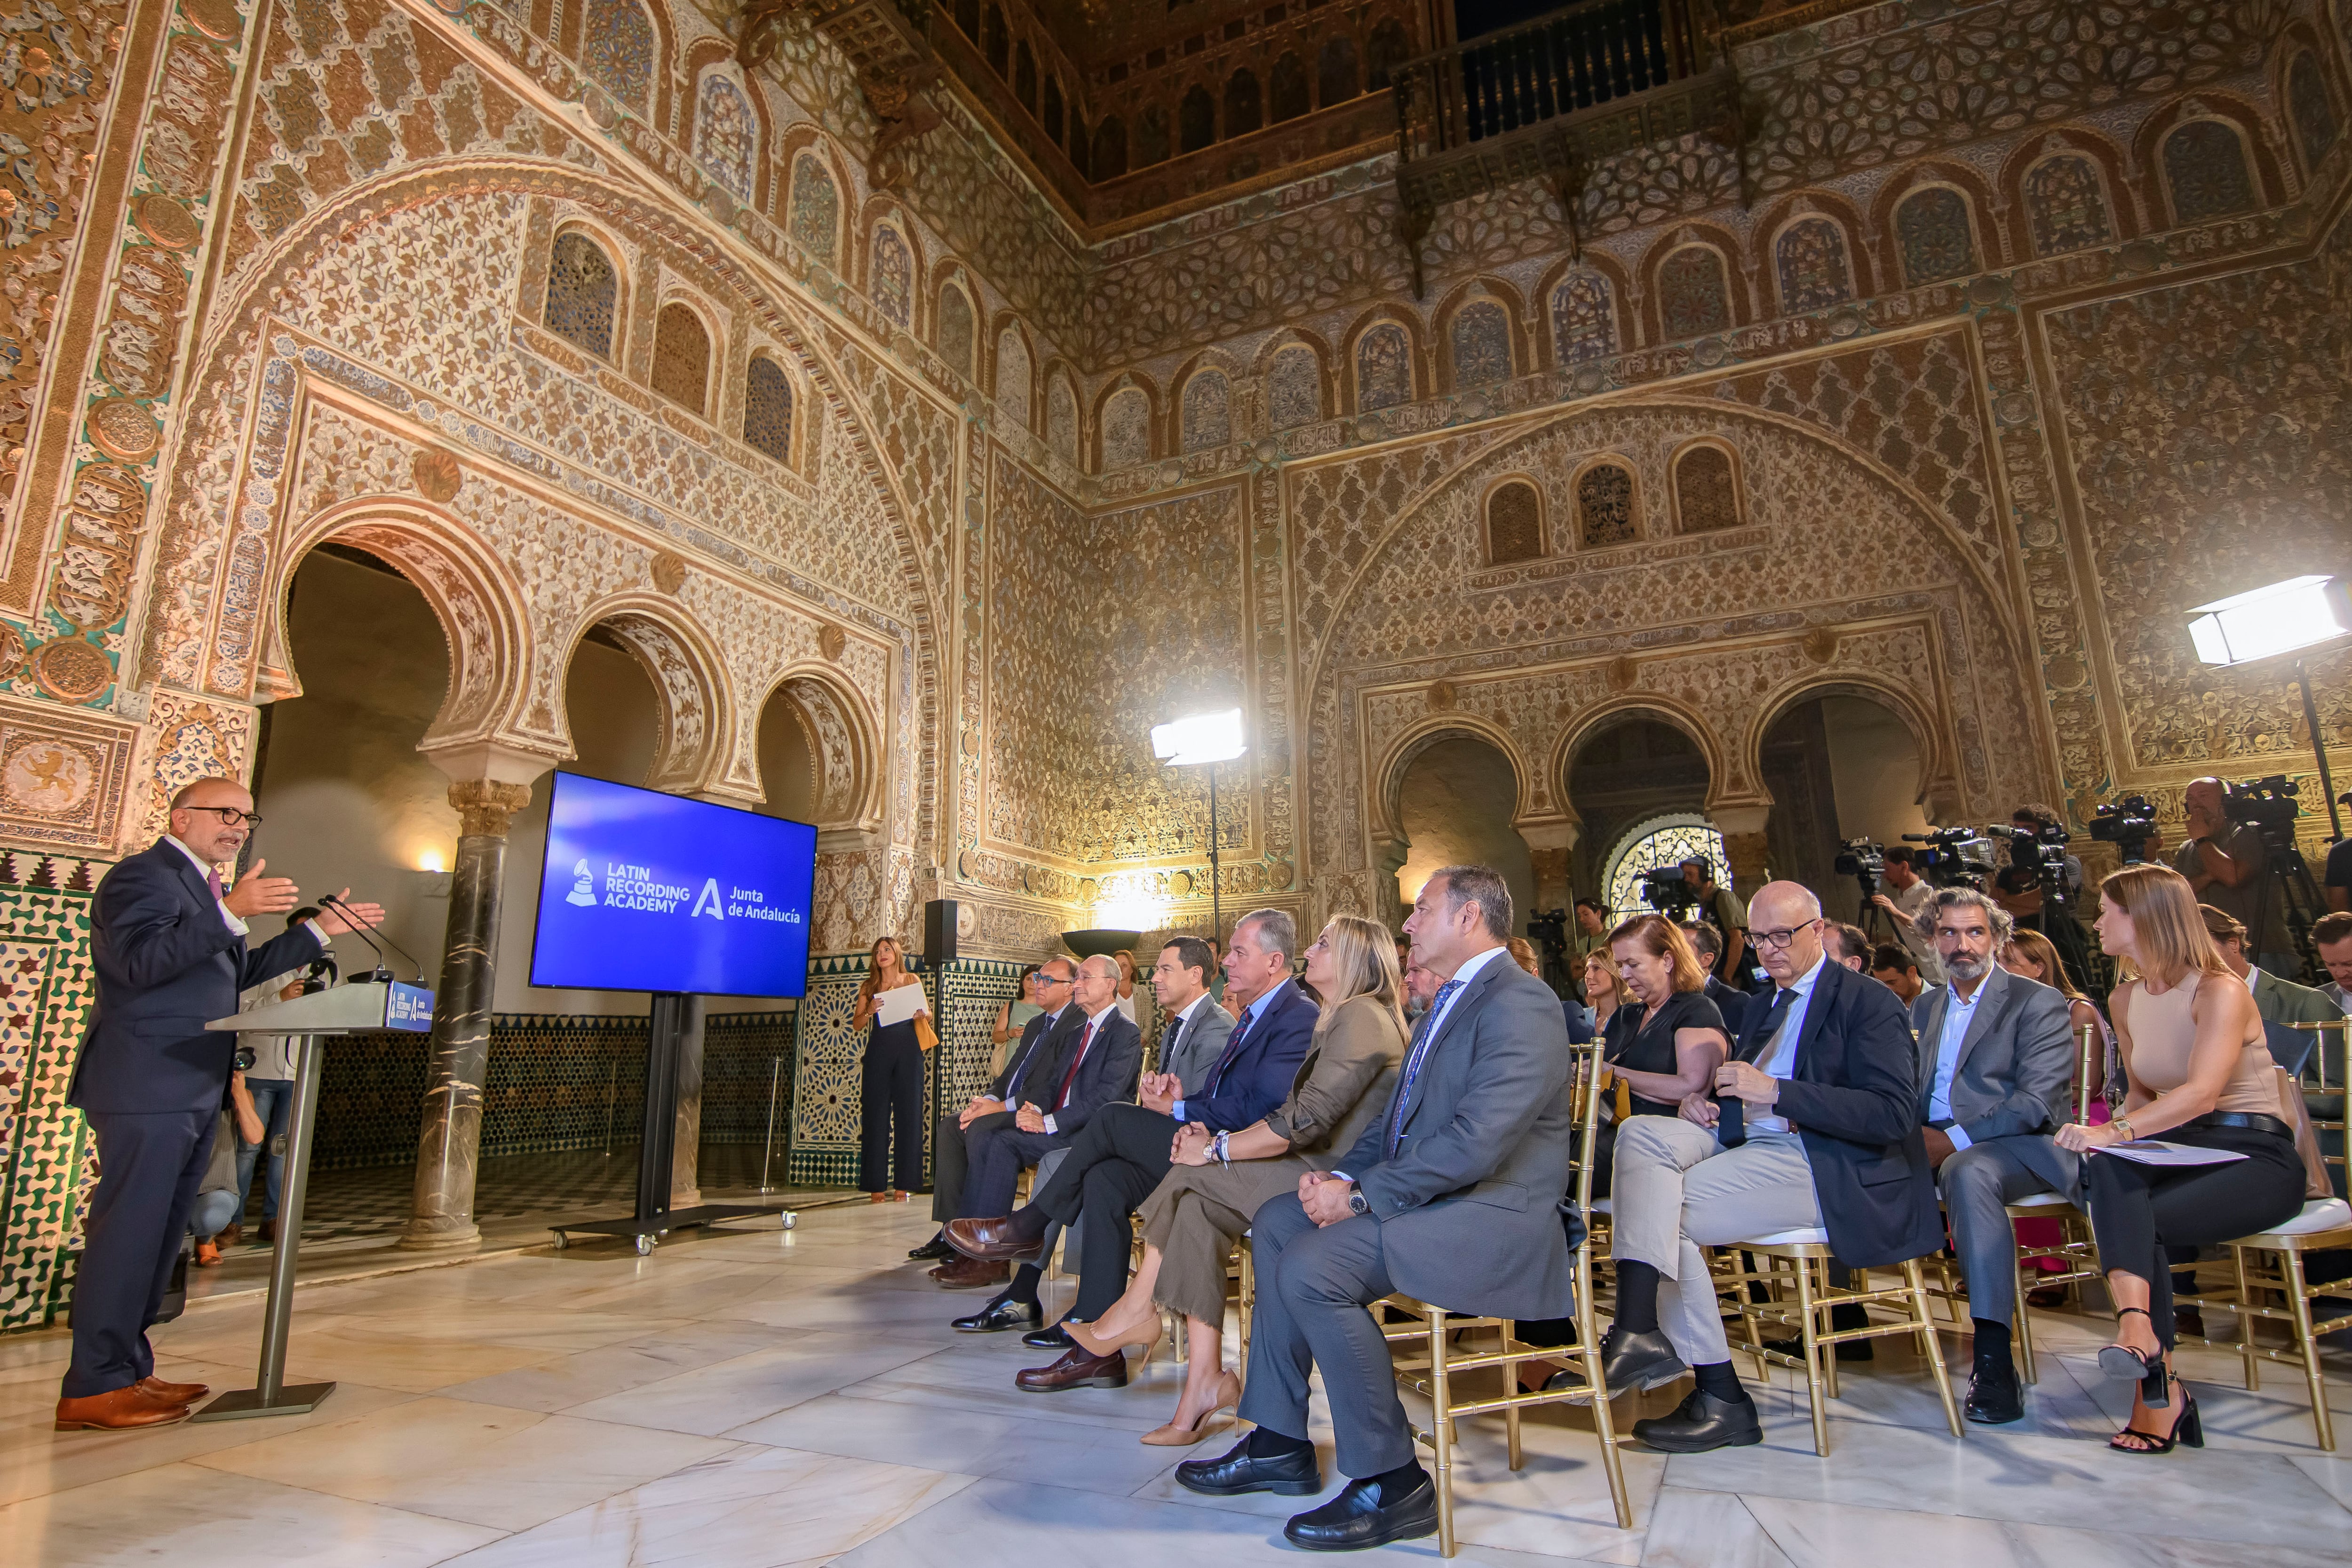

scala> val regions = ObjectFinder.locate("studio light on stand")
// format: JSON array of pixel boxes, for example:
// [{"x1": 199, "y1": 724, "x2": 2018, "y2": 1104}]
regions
[
  {"x1": 1152, "y1": 707, "x2": 1247, "y2": 946},
  {"x1": 2186, "y1": 574, "x2": 2352, "y2": 839}
]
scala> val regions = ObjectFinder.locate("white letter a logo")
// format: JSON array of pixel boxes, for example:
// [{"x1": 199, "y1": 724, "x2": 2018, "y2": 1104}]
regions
[{"x1": 692, "y1": 878, "x2": 725, "y2": 920}]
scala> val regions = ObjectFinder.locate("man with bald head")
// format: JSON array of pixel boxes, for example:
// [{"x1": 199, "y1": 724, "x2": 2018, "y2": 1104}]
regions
[
  {"x1": 59, "y1": 776, "x2": 384, "y2": 1430},
  {"x1": 1597, "y1": 880, "x2": 1939, "y2": 1452},
  {"x1": 2175, "y1": 775, "x2": 2293, "y2": 974}
]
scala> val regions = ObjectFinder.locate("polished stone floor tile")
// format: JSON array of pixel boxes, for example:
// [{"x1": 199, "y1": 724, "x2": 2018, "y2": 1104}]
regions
[
  {"x1": 437, "y1": 1320, "x2": 787, "y2": 1413},
  {"x1": 734, "y1": 1389, "x2": 1191, "y2": 1493},
  {"x1": 1636, "y1": 1486, "x2": 1796, "y2": 1568},
  {"x1": 561, "y1": 1329, "x2": 940, "y2": 1435}
]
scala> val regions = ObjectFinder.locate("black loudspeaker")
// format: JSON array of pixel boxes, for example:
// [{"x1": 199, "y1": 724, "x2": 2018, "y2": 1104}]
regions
[{"x1": 924, "y1": 899, "x2": 957, "y2": 965}]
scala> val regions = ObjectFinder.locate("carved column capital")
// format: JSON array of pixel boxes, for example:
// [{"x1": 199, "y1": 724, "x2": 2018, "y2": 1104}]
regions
[{"x1": 448, "y1": 779, "x2": 533, "y2": 837}]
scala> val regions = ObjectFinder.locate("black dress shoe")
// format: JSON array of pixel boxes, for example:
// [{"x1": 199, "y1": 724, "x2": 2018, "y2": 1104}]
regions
[
  {"x1": 1283, "y1": 1472, "x2": 1438, "y2": 1552},
  {"x1": 1965, "y1": 1349, "x2": 2024, "y2": 1424},
  {"x1": 951, "y1": 1295, "x2": 1042, "y2": 1333},
  {"x1": 1630, "y1": 1388, "x2": 1764, "y2": 1453},
  {"x1": 1596, "y1": 1326, "x2": 1688, "y2": 1393},
  {"x1": 1023, "y1": 1321, "x2": 1074, "y2": 1350},
  {"x1": 908, "y1": 1234, "x2": 957, "y2": 1262},
  {"x1": 1174, "y1": 1435, "x2": 1322, "y2": 1497},
  {"x1": 1762, "y1": 1335, "x2": 1875, "y2": 1363}
]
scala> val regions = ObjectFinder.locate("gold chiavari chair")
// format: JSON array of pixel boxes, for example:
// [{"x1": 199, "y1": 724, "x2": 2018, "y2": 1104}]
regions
[
  {"x1": 2000, "y1": 1019, "x2": 2108, "y2": 1380},
  {"x1": 1374, "y1": 1040, "x2": 1633, "y2": 1554}
]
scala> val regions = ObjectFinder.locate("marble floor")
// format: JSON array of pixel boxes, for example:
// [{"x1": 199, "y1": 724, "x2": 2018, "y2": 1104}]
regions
[{"x1": 6, "y1": 1203, "x2": 2350, "y2": 1567}]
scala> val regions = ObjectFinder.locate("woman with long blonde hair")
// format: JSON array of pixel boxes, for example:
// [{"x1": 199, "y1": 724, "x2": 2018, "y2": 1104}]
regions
[
  {"x1": 1065, "y1": 914, "x2": 1409, "y2": 1445},
  {"x1": 2055, "y1": 864, "x2": 2303, "y2": 1454}
]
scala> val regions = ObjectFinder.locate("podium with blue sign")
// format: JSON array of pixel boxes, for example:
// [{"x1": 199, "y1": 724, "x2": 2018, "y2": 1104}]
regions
[{"x1": 188, "y1": 979, "x2": 434, "y2": 1422}]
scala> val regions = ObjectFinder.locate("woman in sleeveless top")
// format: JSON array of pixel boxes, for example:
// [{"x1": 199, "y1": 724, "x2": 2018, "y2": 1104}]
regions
[{"x1": 2055, "y1": 865, "x2": 2304, "y2": 1454}]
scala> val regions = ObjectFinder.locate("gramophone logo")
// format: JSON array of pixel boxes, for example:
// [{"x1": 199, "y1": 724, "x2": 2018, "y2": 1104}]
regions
[{"x1": 566, "y1": 858, "x2": 598, "y2": 907}]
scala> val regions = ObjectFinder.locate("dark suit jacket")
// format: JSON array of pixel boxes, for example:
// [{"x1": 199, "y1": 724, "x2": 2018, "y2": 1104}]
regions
[
  {"x1": 1036, "y1": 1006, "x2": 1142, "y2": 1138},
  {"x1": 1185, "y1": 978, "x2": 1317, "y2": 1133},
  {"x1": 72, "y1": 838, "x2": 326, "y2": 1116},
  {"x1": 993, "y1": 1003, "x2": 1080, "y2": 1104},
  {"x1": 1332, "y1": 949, "x2": 1577, "y2": 1320},
  {"x1": 1731, "y1": 957, "x2": 1940, "y2": 1269},
  {"x1": 1705, "y1": 976, "x2": 1752, "y2": 1038},
  {"x1": 1907, "y1": 965, "x2": 2074, "y2": 1144}
]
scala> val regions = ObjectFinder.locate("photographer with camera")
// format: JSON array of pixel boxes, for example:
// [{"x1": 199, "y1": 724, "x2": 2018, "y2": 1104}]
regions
[
  {"x1": 2175, "y1": 777, "x2": 2295, "y2": 975},
  {"x1": 1573, "y1": 898, "x2": 1611, "y2": 964},
  {"x1": 1679, "y1": 858, "x2": 1749, "y2": 989},
  {"x1": 1868, "y1": 847, "x2": 1944, "y2": 985}
]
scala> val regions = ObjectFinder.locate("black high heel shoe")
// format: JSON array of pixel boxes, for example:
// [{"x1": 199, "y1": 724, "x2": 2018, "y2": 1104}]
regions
[
  {"x1": 2110, "y1": 1390, "x2": 2202, "y2": 1455},
  {"x1": 2097, "y1": 1306, "x2": 2170, "y2": 1408}
]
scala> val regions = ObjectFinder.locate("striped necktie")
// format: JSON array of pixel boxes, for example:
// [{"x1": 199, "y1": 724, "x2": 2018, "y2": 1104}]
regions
[{"x1": 1387, "y1": 978, "x2": 1463, "y2": 1156}]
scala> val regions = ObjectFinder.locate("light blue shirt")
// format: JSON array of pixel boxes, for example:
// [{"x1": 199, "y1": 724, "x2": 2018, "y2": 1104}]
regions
[
  {"x1": 1750, "y1": 953, "x2": 1826, "y2": 1135},
  {"x1": 1172, "y1": 979, "x2": 1292, "y2": 1122},
  {"x1": 1928, "y1": 978, "x2": 1983, "y2": 1150}
]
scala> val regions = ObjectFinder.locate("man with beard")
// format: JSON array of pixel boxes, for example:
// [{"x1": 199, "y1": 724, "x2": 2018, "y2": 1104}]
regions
[{"x1": 1905, "y1": 885, "x2": 2076, "y2": 1425}]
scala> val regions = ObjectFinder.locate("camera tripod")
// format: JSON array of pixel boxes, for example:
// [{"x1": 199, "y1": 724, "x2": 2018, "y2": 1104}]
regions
[{"x1": 2247, "y1": 828, "x2": 2329, "y2": 984}]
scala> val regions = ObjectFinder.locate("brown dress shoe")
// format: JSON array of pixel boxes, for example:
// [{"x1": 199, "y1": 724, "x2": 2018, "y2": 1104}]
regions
[
  {"x1": 257, "y1": 1219, "x2": 278, "y2": 1244},
  {"x1": 218, "y1": 1223, "x2": 241, "y2": 1247},
  {"x1": 140, "y1": 1375, "x2": 211, "y2": 1403},
  {"x1": 944, "y1": 1216, "x2": 1046, "y2": 1264},
  {"x1": 1015, "y1": 1344, "x2": 1129, "y2": 1392},
  {"x1": 55, "y1": 1386, "x2": 194, "y2": 1431},
  {"x1": 931, "y1": 1256, "x2": 1010, "y2": 1289}
]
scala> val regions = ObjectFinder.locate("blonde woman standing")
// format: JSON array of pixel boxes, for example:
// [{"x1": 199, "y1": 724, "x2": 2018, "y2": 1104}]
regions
[{"x1": 1065, "y1": 915, "x2": 1409, "y2": 1444}]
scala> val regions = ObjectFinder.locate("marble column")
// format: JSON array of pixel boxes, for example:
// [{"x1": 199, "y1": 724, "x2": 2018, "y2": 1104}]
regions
[
  {"x1": 402, "y1": 777, "x2": 535, "y2": 1250},
  {"x1": 1518, "y1": 818, "x2": 1581, "y2": 915},
  {"x1": 1371, "y1": 833, "x2": 1411, "y2": 930},
  {"x1": 1713, "y1": 804, "x2": 1774, "y2": 900}
]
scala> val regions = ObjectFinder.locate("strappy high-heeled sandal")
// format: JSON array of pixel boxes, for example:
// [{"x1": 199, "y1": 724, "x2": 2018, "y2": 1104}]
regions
[
  {"x1": 2096, "y1": 1305, "x2": 2170, "y2": 1408},
  {"x1": 2110, "y1": 1390, "x2": 2202, "y2": 1455}
]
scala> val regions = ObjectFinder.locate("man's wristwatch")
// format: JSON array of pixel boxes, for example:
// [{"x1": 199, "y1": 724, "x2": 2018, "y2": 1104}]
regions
[{"x1": 1346, "y1": 1186, "x2": 1370, "y2": 1217}]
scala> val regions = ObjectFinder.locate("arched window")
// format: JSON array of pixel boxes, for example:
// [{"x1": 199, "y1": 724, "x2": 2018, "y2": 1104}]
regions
[
  {"x1": 582, "y1": 0, "x2": 654, "y2": 114},
  {"x1": 695, "y1": 76, "x2": 755, "y2": 201},
  {"x1": 1673, "y1": 444, "x2": 1740, "y2": 533},
  {"x1": 1605, "y1": 816, "x2": 1727, "y2": 918},
  {"x1": 1226, "y1": 69, "x2": 1262, "y2": 137},
  {"x1": 1319, "y1": 37, "x2": 1359, "y2": 105},
  {"x1": 2022, "y1": 154, "x2": 2114, "y2": 256},
  {"x1": 1656, "y1": 245, "x2": 1730, "y2": 338},
  {"x1": 1774, "y1": 216, "x2": 1852, "y2": 312},
  {"x1": 1355, "y1": 322, "x2": 1411, "y2": 411},
  {"x1": 1449, "y1": 299, "x2": 1513, "y2": 387},
  {"x1": 1136, "y1": 105, "x2": 1171, "y2": 166},
  {"x1": 1486, "y1": 481, "x2": 1543, "y2": 565},
  {"x1": 1068, "y1": 111, "x2": 1089, "y2": 173},
  {"x1": 983, "y1": 4, "x2": 1009, "y2": 74},
  {"x1": 1575, "y1": 461, "x2": 1638, "y2": 547},
  {"x1": 1181, "y1": 370, "x2": 1231, "y2": 451},
  {"x1": 544, "y1": 231, "x2": 618, "y2": 360},
  {"x1": 1893, "y1": 186, "x2": 1976, "y2": 286},
  {"x1": 1093, "y1": 117, "x2": 1128, "y2": 179},
  {"x1": 870, "y1": 225, "x2": 913, "y2": 328},
  {"x1": 1047, "y1": 374, "x2": 1078, "y2": 464},
  {"x1": 936, "y1": 283, "x2": 975, "y2": 378},
  {"x1": 650, "y1": 302, "x2": 711, "y2": 414},
  {"x1": 2288, "y1": 53, "x2": 2339, "y2": 174},
  {"x1": 744, "y1": 354, "x2": 795, "y2": 463},
  {"x1": 1014, "y1": 41, "x2": 1038, "y2": 112},
  {"x1": 1550, "y1": 271, "x2": 1617, "y2": 364},
  {"x1": 788, "y1": 155, "x2": 840, "y2": 266},
  {"x1": 1179, "y1": 84, "x2": 1215, "y2": 153},
  {"x1": 954, "y1": 0, "x2": 977, "y2": 35},
  {"x1": 996, "y1": 327, "x2": 1032, "y2": 428},
  {"x1": 1042, "y1": 76, "x2": 1065, "y2": 143},
  {"x1": 2162, "y1": 119, "x2": 2256, "y2": 224},
  {"x1": 1367, "y1": 19, "x2": 1410, "y2": 90},
  {"x1": 1267, "y1": 346, "x2": 1321, "y2": 430},
  {"x1": 1270, "y1": 53, "x2": 1310, "y2": 121},
  {"x1": 1103, "y1": 387, "x2": 1152, "y2": 470}
]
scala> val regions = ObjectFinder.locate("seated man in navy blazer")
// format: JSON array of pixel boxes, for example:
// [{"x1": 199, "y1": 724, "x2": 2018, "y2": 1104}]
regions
[
  {"x1": 56, "y1": 777, "x2": 383, "y2": 1431},
  {"x1": 948, "y1": 910, "x2": 1315, "y2": 1389},
  {"x1": 1600, "y1": 880, "x2": 1938, "y2": 1452}
]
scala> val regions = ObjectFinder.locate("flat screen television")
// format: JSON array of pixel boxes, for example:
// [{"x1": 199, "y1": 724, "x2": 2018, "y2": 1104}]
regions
[{"x1": 528, "y1": 772, "x2": 818, "y2": 997}]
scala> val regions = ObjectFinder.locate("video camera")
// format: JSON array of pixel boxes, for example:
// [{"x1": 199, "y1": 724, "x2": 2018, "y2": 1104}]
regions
[
  {"x1": 2000, "y1": 820, "x2": 2072, "y2": 892},
  {"x1": 1899, "y1": 827, "x2": 1997, "y2": 889},
  {"x1": 2089, "y1": 795, "x2": 2158, "y2": 864},
  {"x1": 1527, "y1": 907, "x2": 1569, "y2": 975},
  {"x1": 1639, "y1": 867, "x2": 1700, "y2": 915},
  {"x1": 1834, "y1": 838, "x2": 1885, "y2": 899},
  {"x1": 2223, "y1": 774, "x2": 2301, "y2": 839}
]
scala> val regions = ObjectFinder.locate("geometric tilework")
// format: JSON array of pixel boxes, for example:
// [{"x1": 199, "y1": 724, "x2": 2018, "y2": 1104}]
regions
[{"x1": 0, "y1": 859, "x2": 100, "y2": 1333}]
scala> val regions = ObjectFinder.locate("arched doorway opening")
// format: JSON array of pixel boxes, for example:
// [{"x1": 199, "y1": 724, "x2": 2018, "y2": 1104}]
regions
[
  {"x1": 1393, "y1": 734, "x2": 1533, "y2": 939},
  {"x1": 1759, "y1": 692, "x2": 1930, "y2": 928},
  {"x1": 1564, "y1": 713, "x2": 1711, "y2": 915},
  {"x1": 1600, "y1": 814, "x2": 1731, "y2": 921}
]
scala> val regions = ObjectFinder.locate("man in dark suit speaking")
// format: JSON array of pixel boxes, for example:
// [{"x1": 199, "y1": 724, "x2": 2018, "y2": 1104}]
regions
[{"x1": 56, "y1": 776, "x2": 384, "y2": 1431}]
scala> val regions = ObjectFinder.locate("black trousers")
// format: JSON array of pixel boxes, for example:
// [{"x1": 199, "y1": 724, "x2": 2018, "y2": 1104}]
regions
[
  {"x1": 859, "y1": 1024, "x2": 926, "y2": 1193},
  {"x1": 931, "y1": 1109, "x2": 1017, "y2": 1221},
  {"x1": 1030, "y1": 1102, "x2": 1179, "y2": 1320},
  {"x1": 64, "y1": 1108, "x2": 215, "y2": 1399},
  {"x1": 2082, "y1": 1121, "x2": 2305, "y2": 1351}
]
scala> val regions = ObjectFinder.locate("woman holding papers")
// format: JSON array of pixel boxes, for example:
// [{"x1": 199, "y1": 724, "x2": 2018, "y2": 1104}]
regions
[
  {"x1": 855, "y1": 936, "x2": 933, "y2": 1202},
  {"x1": 2056, "y1": 864, "x2": 2304, "y2": 1454}
]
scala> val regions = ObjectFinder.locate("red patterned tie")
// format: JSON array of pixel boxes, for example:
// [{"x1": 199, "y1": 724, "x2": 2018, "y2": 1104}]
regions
[{"x1": 1054, "y1": 1019, "x2": 1099, "y2": 1110}]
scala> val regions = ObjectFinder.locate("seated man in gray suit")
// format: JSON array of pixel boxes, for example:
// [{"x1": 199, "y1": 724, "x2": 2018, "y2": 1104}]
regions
[
  {"x1": 1175, "y1": 866, "x2": 1574, "y2": 1553},
  {"x1": 1907, "y1": 885, "x2": 2075, "y2": 1424}
]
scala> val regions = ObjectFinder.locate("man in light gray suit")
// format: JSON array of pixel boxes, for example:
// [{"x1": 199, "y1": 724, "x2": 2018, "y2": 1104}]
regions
[
  {"x1": 1147, "y1": 934, "x2": 1235, "y2": 1092},
  {"x1": 1176, "y1": 866, "x2": 1574, "y2": 1553},
  {"x1": 1907, "y1": 884, "x2": 2074, "y2": 1425}
]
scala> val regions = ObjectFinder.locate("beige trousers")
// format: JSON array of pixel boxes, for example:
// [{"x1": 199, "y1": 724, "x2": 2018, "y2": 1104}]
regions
[{"x1": 1138, "y1": 1156, "x2": 1317, "y2": 1326}]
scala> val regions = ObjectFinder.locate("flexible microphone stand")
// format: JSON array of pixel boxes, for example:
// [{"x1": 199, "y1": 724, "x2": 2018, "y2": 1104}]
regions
[{"x1": 318, "y1": 892, "x2": 419, "y2": 982}]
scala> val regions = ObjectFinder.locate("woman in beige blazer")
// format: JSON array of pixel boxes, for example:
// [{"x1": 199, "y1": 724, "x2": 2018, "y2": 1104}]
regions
[{"x1": 1068, "y1": 913, "x2": 1408, "y2": 1445}]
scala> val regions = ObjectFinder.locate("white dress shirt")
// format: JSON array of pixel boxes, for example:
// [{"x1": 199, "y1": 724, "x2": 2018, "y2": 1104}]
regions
[
  {"x1": 1750, "y1": 953, "x2": 1827, "y2": 1135},
  {"x1": 1927, "y1": 977, "x2": 1984, "y2": 1150},
  {"x1": 167, "y1": 833, "x2": 249, "y2": 936}
]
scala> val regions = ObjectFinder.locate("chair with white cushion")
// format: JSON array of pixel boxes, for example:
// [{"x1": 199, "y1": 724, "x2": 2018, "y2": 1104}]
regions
[{"x1": 2200, "y1": 1197, "x2": 2352, "y2": 1451}]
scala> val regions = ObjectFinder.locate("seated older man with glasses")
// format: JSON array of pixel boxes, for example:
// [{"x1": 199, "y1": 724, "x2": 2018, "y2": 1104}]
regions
[{"x1": 1594, "y1": 881, "x2": 1941, "y2": 1453}]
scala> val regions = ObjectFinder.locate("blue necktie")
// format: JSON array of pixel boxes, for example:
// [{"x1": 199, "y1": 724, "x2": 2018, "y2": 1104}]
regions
[
  {"x1": 1388, "y1": 978, "x2": 1463, "y2": 1156},
  {"x1": 1200, "y1": 1002, "x2": 1259, "y2": 1099},
  {"x1": 1721, "y1": 987, "x2": 1797, "y2": 1148}
]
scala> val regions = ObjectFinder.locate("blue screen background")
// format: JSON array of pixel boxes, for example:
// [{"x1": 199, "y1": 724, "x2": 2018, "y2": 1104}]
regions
[{"x1": 528, "y1": 772, "x2": 818, "y2": 996}]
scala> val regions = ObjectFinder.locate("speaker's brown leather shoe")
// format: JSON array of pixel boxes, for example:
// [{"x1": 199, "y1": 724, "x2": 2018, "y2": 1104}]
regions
[
  {"x1": 139, "y1": 1375, "x2": 210, "y2": 1403},
  {"x1": 944, "y1": 1216, "x2": 1046, "y2": 1263},
  {"x1": 55, "y1": 1385, "x2": 194, "y2": 1431},
  {"x1": 1014, "y1": 1344, "x2": 1129, "y2": 1392}
]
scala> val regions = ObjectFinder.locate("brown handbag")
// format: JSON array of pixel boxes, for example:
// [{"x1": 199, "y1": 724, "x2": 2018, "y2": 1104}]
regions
[{"x1": 914, "y1": 1011, "x2": 938, "y2": 1052}]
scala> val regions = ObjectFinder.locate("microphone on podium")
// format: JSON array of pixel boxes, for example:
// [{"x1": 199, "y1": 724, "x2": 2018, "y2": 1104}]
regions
[{"x1": 319, "y1": 892, "x2": 421, "y2": 983}]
